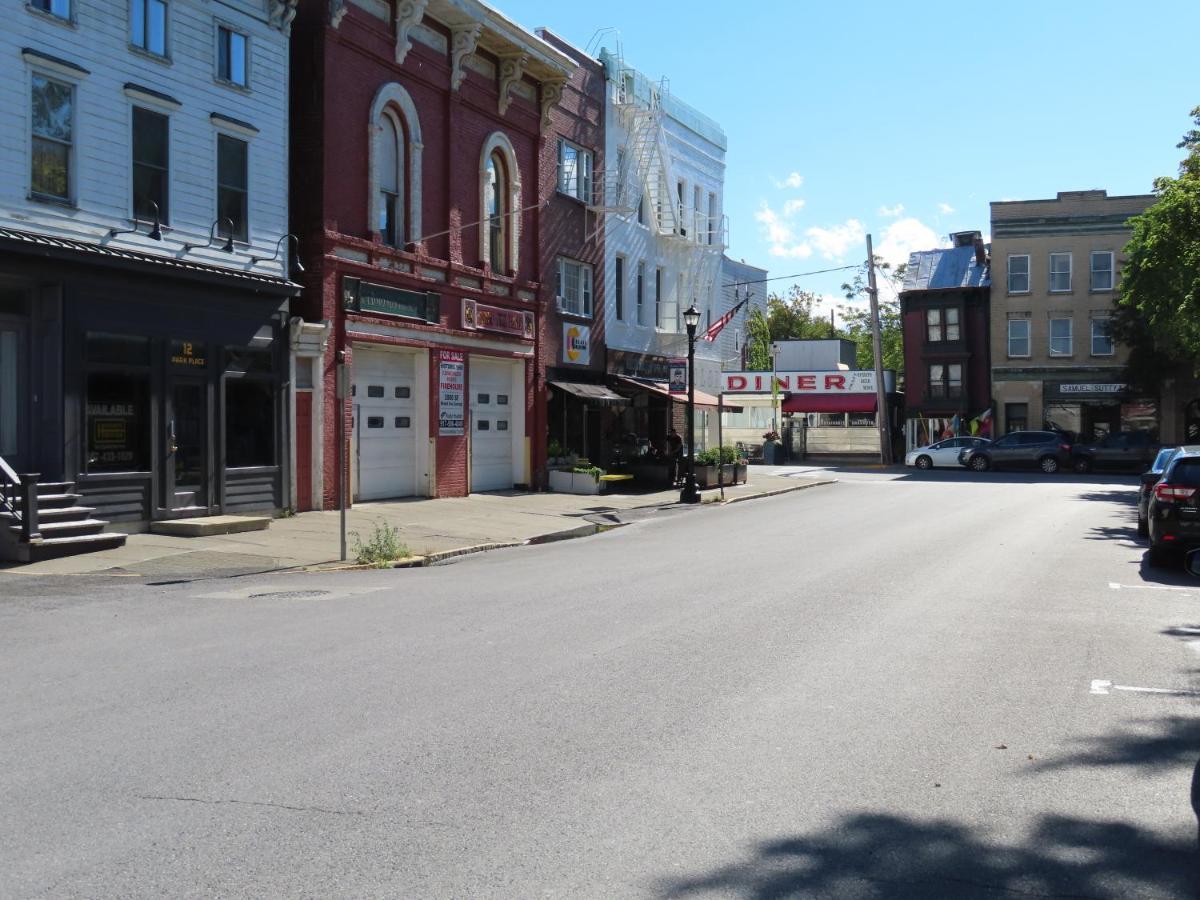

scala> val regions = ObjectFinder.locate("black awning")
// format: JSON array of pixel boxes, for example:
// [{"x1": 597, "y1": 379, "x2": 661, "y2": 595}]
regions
[{"x1": 549, "y1": 381, "x2": 629, "y2": 406}]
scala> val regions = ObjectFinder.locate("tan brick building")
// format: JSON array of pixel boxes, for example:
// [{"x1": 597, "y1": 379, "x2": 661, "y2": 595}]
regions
[{"x1": 990, "y1": 190, "x2": 1162, "y2": 440}]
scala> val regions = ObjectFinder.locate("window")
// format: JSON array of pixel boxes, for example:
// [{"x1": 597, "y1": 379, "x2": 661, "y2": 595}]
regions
[
  {"x1": 925, "y1": 307, "x2": 959, "y2": 342},
  {"x1": 1091, "y1": 317, "x2": 1114, "y2": 356},
  {"x1": 216, "y1": 133, "x2": 248, "y2": 242},
  {"x1": 132, "y1": 107, "x2": 169, "y2": 223},
  {"x1": 637, "y1": 195, "x2": 645, "y2": 226},
  {"x1": 217, "y1": 25, "x2": 248, "y2": 87},
  {"x1": 926, "y1": 309, "x2": 941, "y2": 342},
  {"x1": 614, "y1": 256, "x2": 624, "y2": 320},
  {"x1": 693, "y1": 185, "x2": 701, "y2": 241},
  {"x1": 676, "y1": 181, "x2": 685, "y2": 235},
  {"x1": 31, "y1": 75, "x2": 73, "y2": 202},
  {"x1": 1049, "y1": 317, "x2": 1072, "y2": 356},
  {"x1": 1007, "y1": 254, "x2": 1029, "y2": 293},
  {"x1": 131, "y1": 0, "x2": 167, "y2": 57},
  {"x1": 944, "y1": 307, "x2": 960, "y2": 340},
  {"x1": 927, "y1": 364, "x2": 963, "y2": 399},
  {"x1": 1007, "y1": 318, "x2": 1030, "y2": 357},
  {"x1": 556, "y1": 258, "x2": 593, "y2": 317},
  {"x1": 557, "y1": 139, "x2": 592, "y2": 202},
  {"x1": 225, "y1": 379, "x2": 275, "y2": 467},
  {"x1": 31, "y1": 0, "x2": 70, "y2": 19},
  {"x1": 1090, "y1": 251, "x2": 1114, "y2": 291},
  {"x1": 1005, "y1": 403, "x2": 1028, "y2": 433},
  {"x1": 636, "y1": 261, "x2": 645, "y2": 325},
  {"x1": 707, "y1": 193, "x2": 717, "y2": 245},
  {"x1": 366, "y1": 385, "x2": 384, "y2": 398},
  {"x1": 1049, "y1": 252, "x2": 1072, "y2": 292},
  {"x1": 377, "y1": 114, "x2": 403, "y2": 245},
  {"x1": 485, "y1": 150, "x2": 507, "y2": 271},
  {"x1": 85, "y1": 333, "x2": 151, "y2": 474}
]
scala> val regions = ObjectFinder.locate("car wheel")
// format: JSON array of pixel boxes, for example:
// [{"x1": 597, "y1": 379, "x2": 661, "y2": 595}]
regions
[
  {"x1": 915, "y1": 455, "x2": 932, "y2": 470},
  {"x1": 1137, "y1": 517, "x2": 1149, "y2": 539},
  {"x1": 1039, "y1": 456, "x2": 1060, "y2": 474},
  {"x1": 969, "y1": 454, "x2": 990, "y2": 472},
  {"x1": 1073, "y1": 457, "x2": 1091, "y2": 474}
]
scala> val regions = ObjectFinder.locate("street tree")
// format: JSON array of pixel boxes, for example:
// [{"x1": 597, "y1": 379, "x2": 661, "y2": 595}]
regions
[
  {"x1": 839, "y1": 257, "x2": 906, "y2": 375},
  {"x1": 1111, "y1": 106, "x2": 1200, "y2": 390}
]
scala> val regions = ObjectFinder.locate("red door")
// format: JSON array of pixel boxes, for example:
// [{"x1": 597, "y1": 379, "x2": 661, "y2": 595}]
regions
[{"x1": 296, "y1": 390, "x2": 313, "y2": 511}]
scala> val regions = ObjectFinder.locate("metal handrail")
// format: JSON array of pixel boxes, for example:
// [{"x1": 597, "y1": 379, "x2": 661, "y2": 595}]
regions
[{"x1": 0, "y1": 454, "x2": 41, "y2": 542}]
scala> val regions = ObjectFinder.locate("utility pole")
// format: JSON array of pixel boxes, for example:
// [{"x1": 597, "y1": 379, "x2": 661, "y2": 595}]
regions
[{"x1": 865, "y1": 234, "x2": 892, "y2": 465}]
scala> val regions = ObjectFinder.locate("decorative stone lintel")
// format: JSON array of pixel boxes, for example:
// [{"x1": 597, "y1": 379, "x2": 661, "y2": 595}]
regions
[
  {"x1": 540, "y1": 78, "x2": 566, "y2": 129},
  {"x1": 497, "y1": 53, "x2": 529, "y2": 117},
  {"x1": 329, "y1": 0, "x2": 347, "y2": 28},
  {"x1": 269, "y1": 0, "x2": 299, "y2": 35},
  {"x1": 450, "y1": 23, "x2": 482, "y2": 91},
  {"x1": 393, "y1": 0, "x2": 429, "y2": 65}
]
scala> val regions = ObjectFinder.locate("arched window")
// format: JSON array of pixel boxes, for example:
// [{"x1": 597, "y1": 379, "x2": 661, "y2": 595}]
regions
[
  {"x1": 378, "y1": 113, "x2": 403, "y2": 246},
  {"x1": 478, "y1": 132, "x2": 521, "y2": 273},
  {"x1": 367, "y1": 83, "x2": 423, "y2": 248}
]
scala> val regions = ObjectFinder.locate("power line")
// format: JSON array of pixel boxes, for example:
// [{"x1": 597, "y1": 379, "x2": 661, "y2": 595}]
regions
[{"x1": 722, "y1": 264, "x2": 859, "y2": 290}]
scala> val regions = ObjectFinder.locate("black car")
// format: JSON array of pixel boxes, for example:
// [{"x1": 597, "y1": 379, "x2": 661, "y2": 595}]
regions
[
  {"x1": 958, "y1": 430, "x2": 1073, "y2": 474},
  {"x1": 1146, "y1": 448, "x2": 1200, "y2": 564},
  {"x1": 1137, "y1": 446, "x2": 1185, "y2": 538},
  {"x1": 1071, "y1": 430, "x2": 1159, "y2": 473}
]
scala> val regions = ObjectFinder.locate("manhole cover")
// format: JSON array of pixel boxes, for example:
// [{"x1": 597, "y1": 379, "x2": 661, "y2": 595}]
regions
[{"x1": 246, "y1": 590, "x2": 331, "y2": 600}]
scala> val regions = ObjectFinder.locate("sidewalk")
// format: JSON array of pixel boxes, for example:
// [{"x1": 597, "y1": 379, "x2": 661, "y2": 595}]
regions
[{"x1": 0, "y1": 472, "x2": 834, "y2": 580}]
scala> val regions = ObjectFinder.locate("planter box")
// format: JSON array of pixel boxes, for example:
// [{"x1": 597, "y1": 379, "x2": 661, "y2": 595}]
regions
[
  {"x1": 763, "y1": 441, "x2": 783, "y2": 465},
  {"x1": 695, "y1": 463, "x2": 748, "y2": 488},
  {"x1": 548, "y1": 469, "x2": 601, "y2": 495}
]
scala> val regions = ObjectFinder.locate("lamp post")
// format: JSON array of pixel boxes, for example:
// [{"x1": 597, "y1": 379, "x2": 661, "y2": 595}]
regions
[{"x1": 680, "y1": 302, "x2": 702, "y2": 504}]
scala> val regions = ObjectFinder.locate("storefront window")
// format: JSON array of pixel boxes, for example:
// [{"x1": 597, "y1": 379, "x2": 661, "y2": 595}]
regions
[
  {"x1": 225, "y1": 379, "x2": 275, "y2": 467},
  {"x1": 86, "y1": 371, "x2": 150, "y2": 472}
]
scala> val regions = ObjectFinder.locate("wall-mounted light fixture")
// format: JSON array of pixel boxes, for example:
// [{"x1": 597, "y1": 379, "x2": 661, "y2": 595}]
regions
[
  {"x1": 250, "y1": 233, "x2": 305, "y2": 277},
  {"x1": 107, "y1": 201, "x2": 163, "y2": 241},
  {"x1": 183, "y1": 218, "x2": 235, "y2": 253}
]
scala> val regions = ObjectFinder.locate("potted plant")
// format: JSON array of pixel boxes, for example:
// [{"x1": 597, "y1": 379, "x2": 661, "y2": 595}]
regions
[
  {"x1": 762, "y1": 430, "x2": 783, "y2": 465},
  {"x1": 549, "y1": 463, "x2": 603, "y2": 495},
  {"x1": 694, "y1": 446, "x2": 745, "y2": 487}
]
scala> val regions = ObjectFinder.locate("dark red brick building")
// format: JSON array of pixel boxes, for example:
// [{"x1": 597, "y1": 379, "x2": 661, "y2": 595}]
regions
[
  {"x1": 899, "y1": 232, "x2": 993, "y2": 444},
  {"x1": 290, "y1": 0, "x2": 575, "y2": 506}
]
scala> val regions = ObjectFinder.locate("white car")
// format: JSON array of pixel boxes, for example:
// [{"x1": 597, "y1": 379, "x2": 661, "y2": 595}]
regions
[{"x1": 905, "y1": 436, "x2": 991, "y2": 469}]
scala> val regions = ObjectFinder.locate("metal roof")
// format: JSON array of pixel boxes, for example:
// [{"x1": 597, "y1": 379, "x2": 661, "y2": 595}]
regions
[
  {"x1": 0, "y1": 227, "x2": 301, "y2": 295},
  {"x1": 902, "y1": 245, "x2": 990, "y2": 293}
]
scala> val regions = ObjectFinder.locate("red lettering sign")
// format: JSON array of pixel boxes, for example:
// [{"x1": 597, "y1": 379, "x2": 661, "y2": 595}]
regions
[
  {"x1": 797, "y1": 375, "x2": 816, "y2": 390},
  {"x1": 727, "y1": 375, "x2": 747, "y2": 391},
  {"x1": 824, "y1": 374, "x2": 846, "y2": 390}
]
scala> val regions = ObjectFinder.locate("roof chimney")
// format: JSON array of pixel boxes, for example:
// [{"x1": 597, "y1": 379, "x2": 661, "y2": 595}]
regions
[
  {"x1": 973, "y1": 236, "x2": 987, "y2": 267},
  {"x1": 950, "y1": 230, "x2": 981, "y2": 248}
]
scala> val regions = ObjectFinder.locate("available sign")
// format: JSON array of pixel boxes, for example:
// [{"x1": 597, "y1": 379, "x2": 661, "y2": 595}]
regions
[
  {"x1": 438, "y1": 350, "x2": 465, "y2": 436},
  {"x1": 463, "y1": 299, "x2": 535, "y2": 339},
  {"x1": 563, "y1": 324, "x2": 590, "y2": 365},
  {"x1": 722, "y1": 370, "x2": 877, "y2": 394}
]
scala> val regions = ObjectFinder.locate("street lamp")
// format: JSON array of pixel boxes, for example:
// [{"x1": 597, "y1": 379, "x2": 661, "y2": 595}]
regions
[{"x1": 680, "y1": 302, "x2": 703, "y2": 504}]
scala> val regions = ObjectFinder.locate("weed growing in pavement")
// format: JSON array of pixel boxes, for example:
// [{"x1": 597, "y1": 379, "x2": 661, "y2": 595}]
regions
[{"x1": 352, "y1": 520, "x2": 410, "y2": 567}]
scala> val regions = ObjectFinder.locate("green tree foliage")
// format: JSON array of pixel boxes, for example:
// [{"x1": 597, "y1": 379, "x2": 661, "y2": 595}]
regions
[
  {"x1": 743, "y1": 285, "x2": 841, "y2": 370},
  {"x1": 744, "y1": 306, "x2": 773, "y2": 371},
  {"x1": 1111, "y1": 106, "x2": 1200, "y2": 391},
  {"x1": 839, "y1": 257, "x2": 906, "y2": 374}
]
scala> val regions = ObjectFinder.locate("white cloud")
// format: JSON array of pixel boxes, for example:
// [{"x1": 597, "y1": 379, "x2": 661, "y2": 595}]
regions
[
  {"x1": 938, "y1": 202, "x2": 956, "y2": 215},
  {"x1": 874, "y1": 217, "x2": 948, "y2": 269},
  {"x1": 774, "y1": 172, "x2": 804, "y2": 189},
  {"x1": 755, "y1": 200, "x2": 813, "y2": 259},
  {"x1": 804, "y1": 219, "x2": 865, "y2": 260},
  {"x1": 783, "y1": 198, "x2": 806, "y2": 216},
  {"x1": 878, "y1": 203, "x2": 905, "y2": 217}
]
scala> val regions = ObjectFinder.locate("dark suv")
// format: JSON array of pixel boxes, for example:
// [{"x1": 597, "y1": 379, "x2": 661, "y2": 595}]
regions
[
  {"x1": 1145, "y1": 448, "x2": 1200, "y2": 565},
  {"x1": 1071, "y1": 430, "x2": 1158, "y2": 474},
  {"x1": 958, "y1": 430, "x2": 1073, "y2": 474}
]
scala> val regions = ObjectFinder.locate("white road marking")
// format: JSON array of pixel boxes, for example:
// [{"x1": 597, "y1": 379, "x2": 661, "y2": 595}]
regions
[
  {"x1": 1090, "y1": 679, "x2": 1200, "y2": 697},
  {"x1": 1108, "y1": 582, "x2": 1200, "y2": 593}
]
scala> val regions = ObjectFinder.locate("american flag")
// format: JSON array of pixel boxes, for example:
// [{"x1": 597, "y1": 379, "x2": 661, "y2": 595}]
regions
[{"x1": 701, "y1": 295, "x2": 748, "y2": 343}]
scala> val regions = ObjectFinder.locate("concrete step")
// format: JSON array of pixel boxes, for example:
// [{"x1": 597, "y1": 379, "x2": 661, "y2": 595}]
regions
[
  {"x1": 150, "y1": 515, "x2": 271, "y2": 537},
  {"x1": 24, "y1": 532, "x2": 127, "y2": 562},
  {"x1": 10, "y1": 518, "x2": 110, "y2": 539}
]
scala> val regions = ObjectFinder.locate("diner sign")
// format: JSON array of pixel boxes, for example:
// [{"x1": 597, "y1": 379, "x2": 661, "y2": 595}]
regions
[
  {"x1": 722, "y1": 370, "x2": 877, "y2": 394},
  {"x1": 438, "y1": 350, "x2": 465, "y2": 436},
  {"x1": 462, "y1": 299, "x2": 534, "y2": 339}
]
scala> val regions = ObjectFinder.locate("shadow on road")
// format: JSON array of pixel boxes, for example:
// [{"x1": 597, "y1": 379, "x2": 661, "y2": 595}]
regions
[{"x1": 658, "y1": 812, "x2": 1195, "y2": 899}]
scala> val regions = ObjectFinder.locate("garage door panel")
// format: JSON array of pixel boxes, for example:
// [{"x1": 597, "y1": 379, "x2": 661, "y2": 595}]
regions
[
  {"x1": 355, "y1": 349, "x2": 418, "y2": 501},
  {"x1": 471, "y1": 360, "x2": 514, "y2": 492}
]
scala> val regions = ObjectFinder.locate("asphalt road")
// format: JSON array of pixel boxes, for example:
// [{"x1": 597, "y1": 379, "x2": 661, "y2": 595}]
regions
[{"x1": 2, "y1": 467, "x2": 1198, "y2": 898}]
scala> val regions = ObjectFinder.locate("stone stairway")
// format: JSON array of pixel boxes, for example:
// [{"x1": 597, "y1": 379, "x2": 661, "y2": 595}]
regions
[{"x1": 0, "y1": 480, "x2": 127, "y2": 563}]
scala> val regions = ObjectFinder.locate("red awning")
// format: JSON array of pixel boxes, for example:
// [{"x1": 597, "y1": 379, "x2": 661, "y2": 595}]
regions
[{"x1": 781, "y1": 393, "x2": 877, "y2": 414}]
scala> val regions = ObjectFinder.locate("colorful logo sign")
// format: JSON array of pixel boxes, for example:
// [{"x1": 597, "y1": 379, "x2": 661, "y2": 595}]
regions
[{"x1": 563, "y1": 324, "x2": 590, "y2": 365}]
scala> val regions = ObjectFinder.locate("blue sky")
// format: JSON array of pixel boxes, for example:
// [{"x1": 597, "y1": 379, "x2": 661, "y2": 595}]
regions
[{"x1": 502, "y1": 0, "x2": 1199, "y2": 316}]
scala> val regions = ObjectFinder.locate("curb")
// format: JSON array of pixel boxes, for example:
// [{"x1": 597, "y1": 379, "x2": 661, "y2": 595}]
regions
[{"x1": 722, "y1": 478, "x2": 837, "y2": 504}]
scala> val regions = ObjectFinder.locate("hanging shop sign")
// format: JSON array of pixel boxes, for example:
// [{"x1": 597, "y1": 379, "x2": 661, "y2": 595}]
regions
[
  {"x1": 169, "y1": 340, "x2": 207, "y2": 368},
  {"x1": 721, "y1": 370, "x2": 877, "y2": 394},
  {"x1": 668, "y1": 359, "x2": 688, "y2": 394},
  {"x1": 342, "y1": 276, "x2": 440, "y2": 323},
  {"x1": 563, "y1": 324, "x2": 590, "y2": 365},
  {"x1": 438, "y1": 350, "x2": 465, "y2": 436},
  {"x1": 462, "y1": 299, "x2": 535, "y2": 339}
]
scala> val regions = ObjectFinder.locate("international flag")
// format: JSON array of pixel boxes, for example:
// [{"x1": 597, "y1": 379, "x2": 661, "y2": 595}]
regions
[
  {"x1": 701, "y1": 295, "x2": 749, "y2": 342},
  {"x1": 976, "y1": 407, "x2": 993, "y2": 437}
]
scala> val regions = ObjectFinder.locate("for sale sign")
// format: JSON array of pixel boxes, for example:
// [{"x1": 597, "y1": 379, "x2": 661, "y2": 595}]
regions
[{"x1": 438, "y1": 350, "x2": 465, "y2": 436}]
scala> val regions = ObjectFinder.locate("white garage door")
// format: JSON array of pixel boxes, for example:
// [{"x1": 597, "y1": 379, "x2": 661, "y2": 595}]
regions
[
  {"x1": 355, "y1": 349, "x2": 418, "y2": 500},
  {"x1": 471, "y1": 358, "x2": 515, "y2": 492}
]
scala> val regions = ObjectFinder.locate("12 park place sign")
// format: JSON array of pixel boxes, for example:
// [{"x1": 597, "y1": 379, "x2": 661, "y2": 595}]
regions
[{"x1": 721, "y1": 371, "x2": 877, "y2": 394}]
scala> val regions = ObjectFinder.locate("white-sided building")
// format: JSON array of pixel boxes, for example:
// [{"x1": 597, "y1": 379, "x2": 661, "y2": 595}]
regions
[
  {"x1": 718, "y1": 256, "x2": 769, "y2": 371},
  {"x1": 0, "y1": 0, "x2": 300, "y2": 559}
]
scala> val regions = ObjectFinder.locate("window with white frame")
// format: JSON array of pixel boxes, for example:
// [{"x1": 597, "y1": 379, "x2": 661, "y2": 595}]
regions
[
  {"x1": 1091, "y1": 317, "x2": 1114, "y2": 356},
  {"x1": 707, "y1": 192, "x2": 717, "y2": 245},
  {"x1": 927, "y1": 363, "x2": 963, "y2": 399},
  {"x1": 636, "y1": 261, "x2": 645, "y2": 325},
  {"x1": 1007, "y1": 254, "x2": 1030, "y2": 293},
  {"x1": 132, "y1": 0, "x2": 168, "y2": 57},
  {"x1": 556, "y1": 258, "x2": 592, "y2": 317},
  {"x1": 216, "y1": 133, "x2": 248, "y2": 242},
  {"x1": 1049, "y1": 252, "x2": 1072, "y2": 292},
  {"x1": 217, "y1": 25, "x2": 248, "y2": 87},
  {"x1": 376, "y1": 112, "x2": 404, "y2": 246},
  {"x1": 1090, "y1": 251, "x2": 1114, "y2": 291},
  {"x1": 132, "y1": 106, "x2": 169, "y2": 223},
  {"x1": 557, "y1": 139, "x2": 592, "y2": 202},
  {"x1": 926, "y1": 307, "x2": 960, "y2": 342},
  {"x1": 30, "y1": 0, "x2": 70, "y2": 19},
  {"x1": 30, "y1": 74, "x2": 73, "y2": 202},
  {"x1": 676, "y1": 181, "x2": 685, "y2": 236},
  {"x1": 1007, "y1": 317, "x2": 1030, "y2": 357},
  {"x1": 1049, "y1": 317, "x2": 1072, "y2": 356},
  {"x1": 614, "y1": 255, "x2": 625, "y2": 320},
  {"x1": 692, "y1": 185, "x2": 702, "y2": 241}
]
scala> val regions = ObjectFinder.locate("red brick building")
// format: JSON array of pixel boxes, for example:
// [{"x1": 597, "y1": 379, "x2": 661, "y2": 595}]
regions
[
  {"x1": 290, "y1": 0, "x2": 575, "y2": 506},
  {"x1": 899, "y1": 232, "x2": 993, "y2": 444}
]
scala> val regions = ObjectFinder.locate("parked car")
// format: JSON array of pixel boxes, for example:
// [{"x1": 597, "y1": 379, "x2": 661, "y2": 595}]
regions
[
  {"x1": 1137, "y1": 446, "x2": 1185, "y2": 538},
  {"x1": 958, "y1": 430, "x2": 1073, "y2": 473},
  {"x1": 1145, "y1": 447, "x2": 1200, "y2": 565},
  {"x1": 1071, "y1": 430, "x2": 1159, "y2": 473},
  {"x1": 905, "y1": 436, "x2": 990, "y2": 469}
]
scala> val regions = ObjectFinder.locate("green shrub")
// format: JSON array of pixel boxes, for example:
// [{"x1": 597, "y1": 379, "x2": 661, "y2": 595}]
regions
[
  {"x1": 547, "y1": 439, "x2": 565, "y2": 459},
  {"x1": 696, "y1": 445, "x2": 740, "y2": 466},
  {"x1": 571, "y1": 465, "x2": 603, "y2": 481},
  {"x1": 351, "y1": 520, "x2": 411, "y2": 567}
]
